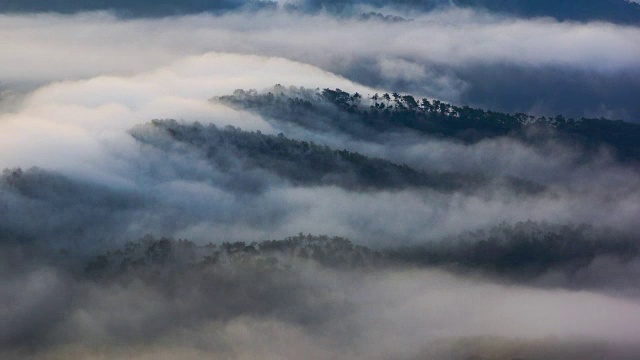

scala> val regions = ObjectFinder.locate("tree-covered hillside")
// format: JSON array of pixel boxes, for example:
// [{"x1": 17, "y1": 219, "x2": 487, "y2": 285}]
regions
[
  {"x1": 80, "y1": 222, "x2": 640, "y2": 290},
  {"x1": 218, "y1": 87, "x2": 640, "y2": 162},
  {"x1": 131, "y1": 119, "x2": 542, "y2": 193}
]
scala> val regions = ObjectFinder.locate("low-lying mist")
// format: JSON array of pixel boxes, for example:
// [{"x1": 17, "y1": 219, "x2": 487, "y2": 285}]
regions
[
  {"x1": 2, "y1": 5, "x2": 639, "y2": 358},
  {"x1": 3, "y1": 235, "x2": 640, "y2": 359}
]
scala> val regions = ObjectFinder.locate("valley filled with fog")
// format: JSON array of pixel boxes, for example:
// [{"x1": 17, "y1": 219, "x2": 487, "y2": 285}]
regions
[{"x1": 1, "y1": 2, "x2": 640, "y2": 359}]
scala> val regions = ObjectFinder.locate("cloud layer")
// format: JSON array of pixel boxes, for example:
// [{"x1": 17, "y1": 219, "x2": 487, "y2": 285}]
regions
[
  {"x1": 2, "y1": 49, "x2": 640, "y2": 248},
  {"x1": 1, "y1": 7, "x2": 640, "y2": 358},
  {"x1": 1, "y1": 9, "x2": 639, "y2": 119},
  {"x1": 3, "y1": 238, "x2": 640, "y2": 359}
]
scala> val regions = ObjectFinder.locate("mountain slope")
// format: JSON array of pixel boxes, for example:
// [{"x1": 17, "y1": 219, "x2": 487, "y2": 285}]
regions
[
  {"x1": 131, "y1": 119, "x2": 541, "y2": 193},
  {"x1": 217, "y1": 87, "x2": 640, "y2": 163}
]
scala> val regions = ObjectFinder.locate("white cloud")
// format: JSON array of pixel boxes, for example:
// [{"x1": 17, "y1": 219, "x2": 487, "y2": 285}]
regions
[
  {"x1": 1, "y1": 9, "x2": 638, "y2": 86},
  {"x1": 0, "y1": 52, "x2": 370, "y2": 179}
]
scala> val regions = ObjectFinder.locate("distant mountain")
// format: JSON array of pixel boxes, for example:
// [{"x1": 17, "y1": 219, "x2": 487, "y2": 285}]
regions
[
  {"x1": 3, "y1": 0, "x2": 638, "y2": 24},
  {"x1": 0, "y1": 0, "x2": 275, "y2": 16},
  {"x1": 455, "y1": 0, "x2": 640, "y2": 24}
]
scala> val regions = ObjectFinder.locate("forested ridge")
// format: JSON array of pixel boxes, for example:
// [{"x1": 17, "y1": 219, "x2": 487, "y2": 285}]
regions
[
  {"x1": 131, "y1": 119, "x2": 542, "y2": 193},
  {"x1": 79, "y1": 222, "x2": 640, "y2": 290},
  {"x1": 218, "y1": 87, "x2": 640, "y2": 162}
]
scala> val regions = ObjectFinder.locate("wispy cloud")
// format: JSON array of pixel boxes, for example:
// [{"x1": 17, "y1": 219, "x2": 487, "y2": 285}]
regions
[{"x1": 1, "y1": 9, "x2": 639, "y2": 118}]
